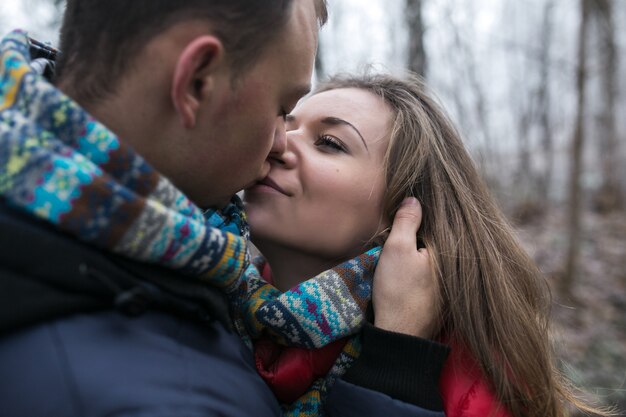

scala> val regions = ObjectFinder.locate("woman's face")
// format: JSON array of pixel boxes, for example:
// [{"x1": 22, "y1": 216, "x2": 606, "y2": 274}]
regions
[{"x1": 244, "y1": 88, "x2": 393, "y2": 260}]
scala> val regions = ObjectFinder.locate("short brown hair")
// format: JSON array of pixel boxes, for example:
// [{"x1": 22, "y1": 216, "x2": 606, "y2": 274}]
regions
[{"x1": 55, "y1": 0, "x2": 328, "y2": 103}]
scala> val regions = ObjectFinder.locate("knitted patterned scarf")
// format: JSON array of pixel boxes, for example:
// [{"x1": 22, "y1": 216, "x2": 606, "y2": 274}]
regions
[
  {"x1": 235, "y1": 247, "x2": 381, "y2": 417},
  {"x1": 0, "y1": 30, "x2": 248, "y2": 292}
]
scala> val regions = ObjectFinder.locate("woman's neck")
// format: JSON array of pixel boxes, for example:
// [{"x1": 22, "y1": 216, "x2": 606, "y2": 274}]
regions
[{"x1": 254, "y1": 241, "x2": 348, "y2": 292}]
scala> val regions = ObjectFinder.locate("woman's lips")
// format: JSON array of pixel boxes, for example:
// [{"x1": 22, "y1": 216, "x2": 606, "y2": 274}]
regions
[{"x1": 249, "y1": 177, "x2": 289, "y2": 195}]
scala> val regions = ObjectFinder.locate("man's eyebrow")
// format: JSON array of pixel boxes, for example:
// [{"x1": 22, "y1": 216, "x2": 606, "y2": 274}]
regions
[{"x1": 320, "y1": 116, "x2": 369, "y2": 151}]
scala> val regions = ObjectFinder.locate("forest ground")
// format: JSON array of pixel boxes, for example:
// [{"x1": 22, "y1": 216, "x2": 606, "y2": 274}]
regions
[{"x1": 515, "y1": 207, "x2": 626, "y2": 414}]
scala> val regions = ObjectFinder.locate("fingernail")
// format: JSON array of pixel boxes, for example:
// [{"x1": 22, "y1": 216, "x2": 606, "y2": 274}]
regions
[{"x1": 401, "y1": 197, "x2": 418, "y2": 206}]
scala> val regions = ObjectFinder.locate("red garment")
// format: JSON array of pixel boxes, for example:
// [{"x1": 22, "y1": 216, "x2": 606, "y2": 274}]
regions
[
  {"x1": 254, "y1": 337, "x2": 348, "y2": 403},
  {"x1": 439, "y1": 342, "x2": 512, "y2": 417},
  {"x1": 254, "y1": 262, "x2": 348, "y2": 403},
  {"x1": 255, "y1": 337, "x2": 511, "y2": 416}
]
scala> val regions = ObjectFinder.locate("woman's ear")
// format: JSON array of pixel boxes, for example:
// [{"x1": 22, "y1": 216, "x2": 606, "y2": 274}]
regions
[{"x1": 171, "y1": 35, "x2": 225, "y2": 128}]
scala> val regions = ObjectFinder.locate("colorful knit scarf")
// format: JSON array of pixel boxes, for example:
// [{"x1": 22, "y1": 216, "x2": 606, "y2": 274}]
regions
[
  {"x1": 236, "y1": 247, "x2": 381, "y2": 417},
  {"x1": 0, "y1": 30, "x2": 248, "y2": 292}
]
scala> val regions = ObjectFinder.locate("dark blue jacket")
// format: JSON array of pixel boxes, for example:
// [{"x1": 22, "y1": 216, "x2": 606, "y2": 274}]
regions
[{"x1": 0, "y1": 204, "x2": 446, "y2": 416}]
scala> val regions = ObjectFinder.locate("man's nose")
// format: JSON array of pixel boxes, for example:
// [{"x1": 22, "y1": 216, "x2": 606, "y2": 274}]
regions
[
  {"x1": 269, "y1": 116, "x2": 287, "y2": 156},
  {"x1": 268, "y1": 129, "x2": 297, "y2": 169}
]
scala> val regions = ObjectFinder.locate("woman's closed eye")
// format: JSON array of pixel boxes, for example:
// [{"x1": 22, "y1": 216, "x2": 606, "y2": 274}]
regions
[{"x1": 314, "y1": 134, "x2": 347, "y2": 153}]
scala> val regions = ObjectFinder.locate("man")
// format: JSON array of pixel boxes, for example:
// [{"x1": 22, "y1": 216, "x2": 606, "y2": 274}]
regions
[
  {"x1": 0, "y1": 1, "x2": 448, "y2": 416},
  {"x1": 55, "y1": 0, "x2": 320, "y2": 207}
]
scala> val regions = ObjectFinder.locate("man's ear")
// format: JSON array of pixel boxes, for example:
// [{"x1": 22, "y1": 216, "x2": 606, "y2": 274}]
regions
[{"x1": 171, "y1": 36, "x2": 225, "y2": 129}]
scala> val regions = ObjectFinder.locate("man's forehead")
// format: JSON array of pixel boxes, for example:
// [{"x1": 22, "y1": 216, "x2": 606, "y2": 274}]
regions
[
  {"x1": 260, "y1": 0, "x2": 317, "y2": 103},
  {"x1": 285, "y1": 0, "x2": 319, "y2": 43}
]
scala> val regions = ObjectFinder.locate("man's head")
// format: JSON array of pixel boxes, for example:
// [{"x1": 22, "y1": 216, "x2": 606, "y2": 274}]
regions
[{"x1": 55, "y1": 0, "x2": 327, "y2": 207}]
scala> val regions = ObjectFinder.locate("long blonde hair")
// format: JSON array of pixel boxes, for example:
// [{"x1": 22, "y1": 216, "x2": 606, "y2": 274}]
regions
[{"x1": 315, "y1": 74, "x2": 609, "y2": 417}]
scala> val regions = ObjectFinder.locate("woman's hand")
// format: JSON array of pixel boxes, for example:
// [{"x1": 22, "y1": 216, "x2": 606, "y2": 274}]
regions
[{"x1": 372, "y1": 197, "x2": 438, "y2": 339}]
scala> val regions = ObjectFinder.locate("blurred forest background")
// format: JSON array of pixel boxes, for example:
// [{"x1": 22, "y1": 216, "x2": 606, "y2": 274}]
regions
[{"x1": 1, "y1": 0, "x2": 624, "y2": 414}]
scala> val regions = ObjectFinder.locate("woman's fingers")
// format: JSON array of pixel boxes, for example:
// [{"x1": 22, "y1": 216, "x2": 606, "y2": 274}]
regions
[
  {"x1": 384, "y1": 197, "x2": 422, "y2": 250},
  {"x1": 372, "y1": 198, "x2": 438, "y2": 338}
]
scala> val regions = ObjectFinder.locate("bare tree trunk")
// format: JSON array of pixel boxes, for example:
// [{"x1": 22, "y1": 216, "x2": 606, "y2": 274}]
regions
[
  {"x1": 563, "y1": 0, "x2": 591, "y2": 296},
  {"x1": 513, "y1": 104, "x2": 539, "y2": 223},
  {"x1": 591, "y1": 0, "x2": 623, "y2": 213},
  {"x1": 536, "y1": 0, "x2": 555, "y2": 209},
  {"x1": 442, "y1": 5, "x2": 496, "y2": 184},
  {"x1": 406, "y1": 0, "x2": 427, "y2": 78}
]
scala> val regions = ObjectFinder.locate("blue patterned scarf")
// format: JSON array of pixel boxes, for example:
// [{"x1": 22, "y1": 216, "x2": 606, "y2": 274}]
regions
[{"x1": 0, "y1": 30, "x2": 248, "y2": 292}]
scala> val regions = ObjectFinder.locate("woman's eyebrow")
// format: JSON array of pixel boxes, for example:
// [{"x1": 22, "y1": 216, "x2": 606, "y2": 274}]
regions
[{"x1": 320, "y1": 117, "x2": 369, "y2": 152}]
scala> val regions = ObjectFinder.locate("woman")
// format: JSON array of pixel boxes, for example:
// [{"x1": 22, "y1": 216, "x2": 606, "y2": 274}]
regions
[{"x1": 239, "y1": 74, "x2": 609, "y2": 417}]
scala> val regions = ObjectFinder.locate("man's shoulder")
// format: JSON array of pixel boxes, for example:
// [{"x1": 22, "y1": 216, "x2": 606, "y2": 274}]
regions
[{"x1": 0, "y1": 203, "x2": 231, "y2": 335}]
